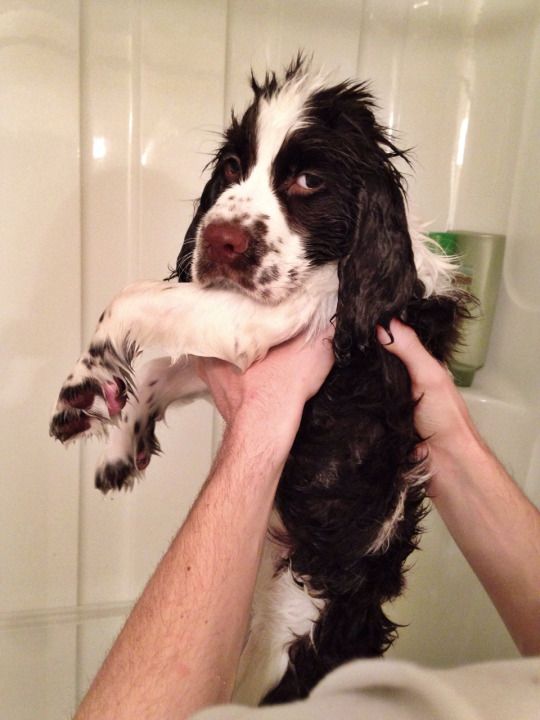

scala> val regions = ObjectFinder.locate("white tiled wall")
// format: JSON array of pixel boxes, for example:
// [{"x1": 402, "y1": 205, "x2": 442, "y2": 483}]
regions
[{"x1": 1, "y1": 1, "x2": 539, "y2": 717}]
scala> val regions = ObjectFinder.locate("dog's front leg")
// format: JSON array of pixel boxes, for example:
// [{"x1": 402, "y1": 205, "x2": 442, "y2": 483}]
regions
[
  {"x1": 49, "y1": 278, "x2": 332, "y2": 444},
  {"x1": 93, "y1": 355, "x2": 208, "y2": 493}
]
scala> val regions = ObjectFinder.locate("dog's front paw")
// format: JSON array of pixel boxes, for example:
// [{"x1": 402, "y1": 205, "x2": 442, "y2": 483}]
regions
[
  {"x1": 133, "y1": 412, "x2": 161, "y2": 471},
  {"x1": 95, "y1": 457, "x2": 137, "y2": 493},
  {"x1": 94, "y1": 410, "x2": 161, "y2": 493},
  {"x1": 50, "y1": 343, "x2": 133, "y2": 443}
]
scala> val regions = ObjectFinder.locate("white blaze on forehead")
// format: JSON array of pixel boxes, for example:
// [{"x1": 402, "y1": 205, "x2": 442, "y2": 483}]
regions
[
  {"x1": 193, "y1": 70, "x2": 332, "y2": 302},
  {"x1": 254, "y1": 73, "x2": 327, "y2": 172}
]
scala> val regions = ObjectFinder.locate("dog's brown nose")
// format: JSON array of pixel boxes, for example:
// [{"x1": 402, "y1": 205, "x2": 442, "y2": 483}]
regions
[{"x1": 202, "y1": 222, "x2": 249, "y2": 263}]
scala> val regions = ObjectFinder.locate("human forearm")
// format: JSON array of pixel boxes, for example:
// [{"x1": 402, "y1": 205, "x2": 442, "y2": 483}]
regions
[
  {"x1": 75, "y1": 418, "x2": 290, "y2": 720},
  {"x1": 429, "y1": 426, "x2": 540, "y2": 655},
  {"x1": 378, "y1": 320, "x2": 540, "y2": 656},
  {"x1": 74, "y1": 330, "x2": 334, "y2": 720}
]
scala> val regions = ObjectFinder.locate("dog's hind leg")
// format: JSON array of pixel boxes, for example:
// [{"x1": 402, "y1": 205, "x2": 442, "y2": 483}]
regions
[
  {"x1": 94, "y1": 355, "x2": 208, "y2": 493},
  {"x1": 234, "y1": 514, "x2": 326, "y2": 706}
]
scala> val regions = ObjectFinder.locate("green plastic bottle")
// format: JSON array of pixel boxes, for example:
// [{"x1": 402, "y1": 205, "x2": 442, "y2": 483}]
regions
[
  {"x1": 449, "y1": 231, "x2": 506, "y2": 387},
  {"x1": 428, "y1": 231, "x2": 458, "y2": 256}
]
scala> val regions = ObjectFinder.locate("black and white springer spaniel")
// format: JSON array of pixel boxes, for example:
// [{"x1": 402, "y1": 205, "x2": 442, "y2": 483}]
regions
[{"x1": 50, "y1": 58, "x2": 468, "y2": 704}]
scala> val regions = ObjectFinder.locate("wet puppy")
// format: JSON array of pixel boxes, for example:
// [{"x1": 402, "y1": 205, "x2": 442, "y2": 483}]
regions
[{"x1": 51, "y1": 57, "x2": 467, "y2": 704}]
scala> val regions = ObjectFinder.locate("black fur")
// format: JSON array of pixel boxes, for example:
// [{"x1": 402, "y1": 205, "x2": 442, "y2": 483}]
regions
[{"x1": 173, "y1": 58, "x2": 469, "y2": 703}]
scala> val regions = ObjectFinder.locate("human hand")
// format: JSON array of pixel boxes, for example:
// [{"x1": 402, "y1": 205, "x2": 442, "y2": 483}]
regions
[
  {"x1": 197, "y1": 327, "x2": 335, "y2": 444},
  {"x1": 376, "y1": 319, "x2": 481, "y2": 467}
]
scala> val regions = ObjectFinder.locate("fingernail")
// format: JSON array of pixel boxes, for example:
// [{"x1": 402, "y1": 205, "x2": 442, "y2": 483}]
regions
[{"x1": 376, "y1": 324, "x2": 394, "y2": 346}]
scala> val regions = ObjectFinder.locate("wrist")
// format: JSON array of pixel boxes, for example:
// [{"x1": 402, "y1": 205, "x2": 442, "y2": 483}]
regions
[
  {"x1": 227, "y1": 403, "x2": 300, "y2": 465},
  {"x1": 427, "y1": 421, "x2": 491, "y2": 498}
]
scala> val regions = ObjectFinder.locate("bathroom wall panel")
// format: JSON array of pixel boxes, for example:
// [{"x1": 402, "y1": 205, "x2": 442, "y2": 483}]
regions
[
  {"x1": 77, "y1": 0, "x2": 149, "y2": 606},
  {"x1": 0, "y1": 623, "x2": 77, "y2": 720},
  {"x1": 118, "y1": 0, "x2": 225, "y2": 598},
  {"x1": 77, "y1": 0, "x2": 219, "y2": 607},
  {"x1": 451, "y1": 3, "x2": 536, "y2": 233},
  {"x1": 138, "y1": 0, "x2": 229, "y2": 279},
  {"x1": 356, "y1": 0, "x2": 469, "y2": 228},
  {"x1": 506, "y1": 19, "x2": 540, "y2": 313},
  {"x1": 0, "y1": 0, "x2": 81, "y2": 613},
  {"x1": 461, "y1": 4, "x2": 540, "y2": 406},
  {"x1": 486, "y1": 19, "x2": 540, "y2": 418},
  {"x1": 0, "y1": 3, "x2": 83, "y2": 715},
  {"x1": 225, "y1": 0, "x2": 364, "y2": 114}
]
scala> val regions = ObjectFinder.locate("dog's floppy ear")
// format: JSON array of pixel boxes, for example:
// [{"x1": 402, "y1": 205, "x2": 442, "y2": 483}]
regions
[
  {"x1": 333, "y1": 177, "x2": 417, "y2": 364},
  {"x1": 173, "y1": 173, "x2": 225, "y2": 282}
]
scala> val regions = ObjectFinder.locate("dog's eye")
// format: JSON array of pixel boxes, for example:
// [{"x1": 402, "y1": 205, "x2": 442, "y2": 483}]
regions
[
  {"x1": 222, "y1": 156, "x2": 242, "y2": 184},
  {"x1": 288, "y1": 173, "x2": 324, "y2": 196}
]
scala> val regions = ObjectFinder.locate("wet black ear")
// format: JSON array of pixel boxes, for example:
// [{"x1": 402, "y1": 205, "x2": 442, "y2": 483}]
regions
[
  {"x1": 333, "y1": 178, "x2": 417, "y2": 364},
  {"x1": 173, "y1": 172, "x2": 226, "y2": 283}
]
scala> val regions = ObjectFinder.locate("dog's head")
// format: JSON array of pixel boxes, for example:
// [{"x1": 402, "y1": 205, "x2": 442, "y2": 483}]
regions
[{"x1": 175, "y1": 58, "x2": 429, "y2": 362}]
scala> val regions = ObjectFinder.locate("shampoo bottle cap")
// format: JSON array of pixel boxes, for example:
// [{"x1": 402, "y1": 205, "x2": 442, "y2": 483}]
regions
[{"x1": 428, "y1": 231, "x2": 458, "y2": 256}]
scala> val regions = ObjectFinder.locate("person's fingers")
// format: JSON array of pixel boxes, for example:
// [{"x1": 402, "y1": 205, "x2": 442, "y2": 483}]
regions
[
  {"x1": 302, "y1": 332, "x2": 335, "y2": 398},
  {"x1": 300, "y1": 326, "x2": 335, "y2": 364},
  {"x1": 197, "y1": 325, "x2": 336, "y2": 421},
  {"x1": 376, "y1": 318, "x2": 445, "y2": 387},
  {"x1": 249, "y1": 325, "x2": 334, "y2": 380},
  {"x1": 279, "y1": 324, "x2": 334, "y2": 355}
]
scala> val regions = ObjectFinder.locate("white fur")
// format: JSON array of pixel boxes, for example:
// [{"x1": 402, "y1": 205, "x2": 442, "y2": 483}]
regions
[
  {"x1": 234, "y1": 519, "x2": 325, "y2": 705},
  {"x1": 409, "y1": 222, "x2": 459, "y2": 297},
  {"x1": 51, "y1": 266, "x2": 338, "y2": 456},
  {"x1": 194, "y1": 183, "x2": 312, "y2": 305},
  {"x1": 365, "y1": 453, "x2": 432, "y2": 556},
  {"x1": 96, "y1": 357, "x2": 207, "y2": 489},
  {"x1": 94, "y1": 266, "x2": 337, "y2": 370}
]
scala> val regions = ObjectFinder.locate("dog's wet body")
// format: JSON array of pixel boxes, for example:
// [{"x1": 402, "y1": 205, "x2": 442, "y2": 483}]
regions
[{"x1": 51, "y1": 58, "x2": 468, "y2": 704}]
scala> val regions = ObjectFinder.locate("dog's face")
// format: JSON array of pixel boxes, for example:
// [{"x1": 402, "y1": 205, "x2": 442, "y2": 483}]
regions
[{"x1": 176, "y1": 59, "x2": 421, "y2": 359}]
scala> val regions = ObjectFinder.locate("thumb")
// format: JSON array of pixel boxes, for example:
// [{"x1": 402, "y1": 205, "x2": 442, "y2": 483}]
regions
[{"x1": 376, "y1": 319, "x2": 442, "y2": 387}]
